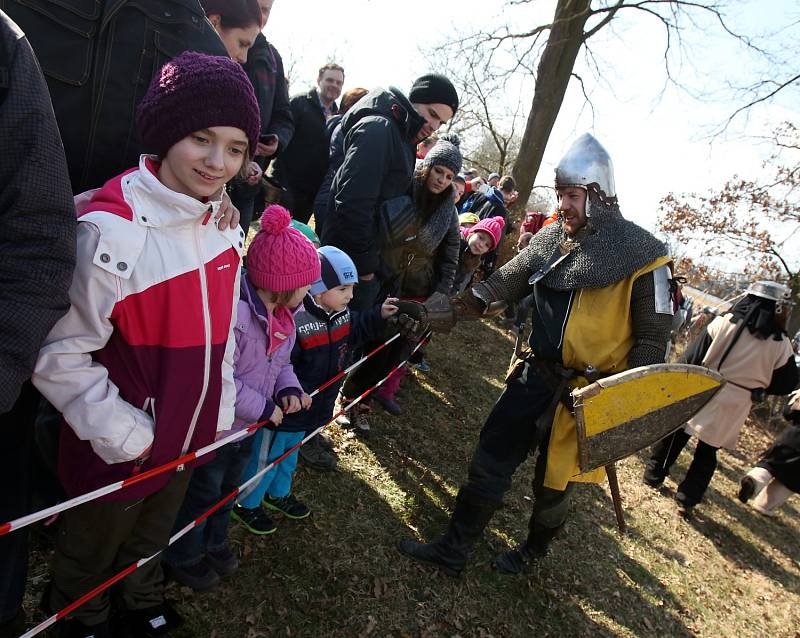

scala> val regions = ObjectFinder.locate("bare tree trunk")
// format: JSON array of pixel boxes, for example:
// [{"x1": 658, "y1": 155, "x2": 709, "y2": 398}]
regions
[{"x1": 512, "y1": 0, "x2": 591, "y2": 205}]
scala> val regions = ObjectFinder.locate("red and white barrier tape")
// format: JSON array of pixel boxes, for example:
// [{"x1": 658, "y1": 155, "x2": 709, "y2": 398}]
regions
[
  {"x1": 0, "y1": 333, "x2": 402, "y2": 538},
  {"x1": 19, "y1": 331, "x2": 429, "y2": 638}
]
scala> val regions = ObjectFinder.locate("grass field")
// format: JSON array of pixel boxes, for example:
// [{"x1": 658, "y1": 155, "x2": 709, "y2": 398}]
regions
[{"x1": 25, "y1": 319, "x2": 800, "y2": 637}]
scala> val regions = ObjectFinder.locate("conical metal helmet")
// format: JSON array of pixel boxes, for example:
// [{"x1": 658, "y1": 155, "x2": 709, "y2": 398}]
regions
[{"x1": 555, "y1": 133, "x2": 616, "y2": 205}]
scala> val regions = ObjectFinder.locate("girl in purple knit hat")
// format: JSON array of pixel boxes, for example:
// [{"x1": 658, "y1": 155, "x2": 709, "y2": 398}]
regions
[{"x1": 32, "y1": 51, "x2": 260, "y2": 636}]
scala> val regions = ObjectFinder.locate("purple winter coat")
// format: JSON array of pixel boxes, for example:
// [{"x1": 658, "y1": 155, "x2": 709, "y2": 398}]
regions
[{"x1": 232, "y1": 277, "x2": 301, "y2": 432}]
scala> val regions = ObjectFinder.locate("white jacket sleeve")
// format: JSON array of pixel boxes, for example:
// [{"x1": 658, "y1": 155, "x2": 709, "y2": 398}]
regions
[
  {"x1": 32, "y1": 222, "x2": 154, "y2": 464},
  {"x1": 217, "y1": 265, "x2": 240, "y2": 432}
]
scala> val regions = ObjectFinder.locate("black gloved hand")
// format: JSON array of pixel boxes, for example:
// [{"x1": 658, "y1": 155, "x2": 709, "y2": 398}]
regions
[{"x1": 389, "y1": 312, "x2": 423, "y2": 338}]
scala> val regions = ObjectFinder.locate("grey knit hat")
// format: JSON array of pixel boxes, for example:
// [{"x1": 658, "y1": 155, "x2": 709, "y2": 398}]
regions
[{"x1": 423, "y1": 133, "x2": 462, "y2": 175}]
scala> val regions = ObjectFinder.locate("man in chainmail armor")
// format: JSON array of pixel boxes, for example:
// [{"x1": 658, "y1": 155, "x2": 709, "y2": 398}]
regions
[{"x1": 398, "y1": 134, "x2": 675, "y2": 575}]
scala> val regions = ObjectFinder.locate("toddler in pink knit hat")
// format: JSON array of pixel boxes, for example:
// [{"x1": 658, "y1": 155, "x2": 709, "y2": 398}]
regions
[
  {"x1": 166, "y1": 204, "x2": 322, "y2": 585},
  {"x1": 453, "y1": 216, "x2": 506, "y2": 293}
]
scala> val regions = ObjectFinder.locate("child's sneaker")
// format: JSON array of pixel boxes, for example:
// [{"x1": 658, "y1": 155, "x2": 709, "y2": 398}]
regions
[
  {"x1": 413, "y1": 359, "x2": 431, "y2": 373},
  {"x1": 263, "y1": 494, "x2": 310, "y2": 519},
  {"x1": 351, "y1": 408, "x2": 371, "y2": 436},
  {"x1": 231, "y1": 504, "x2": 277, "y2": 535}
]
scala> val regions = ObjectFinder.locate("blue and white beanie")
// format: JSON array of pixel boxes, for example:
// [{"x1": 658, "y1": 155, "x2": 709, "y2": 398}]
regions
[{"x1": 310, "y1": 246, "x2": 359, "y2": 295}]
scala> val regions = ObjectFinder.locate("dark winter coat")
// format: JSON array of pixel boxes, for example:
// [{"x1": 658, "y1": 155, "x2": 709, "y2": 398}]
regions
[
  {"x1": 0, "y1": 12, "x2": 76, "y2": 413},
  {"x1": 467, "y1": 187, "x2": 509, "y2": 221},
  {"x1": 244, "y1": 33, "x2": 293, "y2": 155},
  {"x1": 321, "y1": 86, "x2": 427, "y2": 276},
  {"x1": 272, "y1": 89, "x2": 338, "y2": 199},
  {"x1": 382, "y1": 182, "x2": 461, "y2": 298},
  {"x1": 464, "y1": 187, "x2": 509, "y2": 275},
  {"x1": 2, "y1": 0, "x2": 228, "y2": 192},
  {"x1": 280, "y1": 295, "x2": 385, "y2": 433},
  {"x1": 312, "y1": 116, "x2": 346, "y2": 233},
  {"x1": 229, "y1": 33, "x2": 294, "y2": 204}
]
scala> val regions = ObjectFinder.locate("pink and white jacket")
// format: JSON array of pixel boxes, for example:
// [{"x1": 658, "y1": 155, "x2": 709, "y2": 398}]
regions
[{"x1": 33, "y1": 156, "x2": 243, "y2": 500}]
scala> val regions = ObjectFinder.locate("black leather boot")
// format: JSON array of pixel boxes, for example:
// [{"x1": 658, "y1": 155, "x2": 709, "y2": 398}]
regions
[
  {"x1": 397, "y1": 487, "x2": 500, "y2": 577},
  {"x1": 491, "y1": 521, "x2": 560, "y2": 575}
]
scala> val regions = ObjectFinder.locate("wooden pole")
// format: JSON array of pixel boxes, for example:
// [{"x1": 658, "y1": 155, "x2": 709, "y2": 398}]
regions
[{"x1": 605, "y1": 462, "x2": 626, "y2": 534}]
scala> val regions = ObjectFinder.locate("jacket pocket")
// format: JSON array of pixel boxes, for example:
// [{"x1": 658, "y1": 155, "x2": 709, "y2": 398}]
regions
[{"x1": 4, "y1": 0, "x2": 100, "y2": 85}]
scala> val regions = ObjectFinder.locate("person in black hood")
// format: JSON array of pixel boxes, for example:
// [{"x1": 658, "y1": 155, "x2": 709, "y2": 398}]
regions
[{"x1": 321, "y1": 73, "x2": 459, "y2": 313}]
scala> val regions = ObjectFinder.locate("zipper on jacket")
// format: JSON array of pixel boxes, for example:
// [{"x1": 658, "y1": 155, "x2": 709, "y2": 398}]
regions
[{"x1": 179, "y1": 223, "x2": 213, "y2": 466}]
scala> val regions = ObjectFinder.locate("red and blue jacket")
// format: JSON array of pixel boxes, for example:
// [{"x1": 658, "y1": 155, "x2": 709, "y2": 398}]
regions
[{"x1": 280, "y1": 294, "x2": 385, "y2": 433}]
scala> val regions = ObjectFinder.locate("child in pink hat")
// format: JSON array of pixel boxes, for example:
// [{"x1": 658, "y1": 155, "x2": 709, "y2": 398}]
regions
[
  {"x1": 453, "y1": 216, "x2": 506, "y2": 292},
  {"x1": 165, "y1": 204, "x2": 320, "y2": 591},
  {"x1": 231, "y1": 204, "x2": 324, "y2": 535}
]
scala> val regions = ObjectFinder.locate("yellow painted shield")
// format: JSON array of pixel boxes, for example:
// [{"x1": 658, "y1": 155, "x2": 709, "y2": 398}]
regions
[{"x1": 573, "y1": 364, "x2": 725, "y2": 472}]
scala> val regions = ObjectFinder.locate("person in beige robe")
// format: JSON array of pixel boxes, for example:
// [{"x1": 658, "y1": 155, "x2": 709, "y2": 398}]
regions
[{"x1": 644, "y1": 285, "x2": 797, "y2": 513}]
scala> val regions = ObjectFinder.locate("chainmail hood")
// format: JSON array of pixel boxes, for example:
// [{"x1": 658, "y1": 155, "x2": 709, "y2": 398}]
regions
[{"x1": 477, "y1": 197, "x2": 668, "y2": 302}]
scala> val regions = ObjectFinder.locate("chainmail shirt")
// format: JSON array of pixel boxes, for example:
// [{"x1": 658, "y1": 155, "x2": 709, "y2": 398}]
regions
[{"x1": 474, "y1": 198, "x2": 668, "y2": 304}]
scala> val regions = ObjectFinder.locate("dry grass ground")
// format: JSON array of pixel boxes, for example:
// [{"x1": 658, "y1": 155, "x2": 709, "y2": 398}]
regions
[{"x1": 24, "y1": 319, "x2": 800, "y2": 637}]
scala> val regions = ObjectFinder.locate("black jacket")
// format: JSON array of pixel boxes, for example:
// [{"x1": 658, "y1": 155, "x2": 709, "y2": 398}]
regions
[
  {"x1": 244, "y1": 33, "x2": 293, "y2": 154},
  {"x1": 280, "y1": 295, "x2": 385, "y2": 433},
  {"x1": 321, "y1": 86, "x2": 426, "y2": 275},
  {"x1": 0, "y1": 11, "x2": 76, "y2": 412},
  {"x1": 272, "y1": 88, "x2": 338, "y2": 198},
  {"x1": 312, "y1": 115, "x2": 346, "y2": 233},
  {"x1": 229, "y1": 33, "x2": 294, "y2": 204},
  {"x1": 1, "y1": 0, "x2": 228, "y2": 192}
]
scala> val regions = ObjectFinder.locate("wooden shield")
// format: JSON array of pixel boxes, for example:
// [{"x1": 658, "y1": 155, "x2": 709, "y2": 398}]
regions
[{"x1": 573, "y1": 364, "x2": 725, "y2": 472}]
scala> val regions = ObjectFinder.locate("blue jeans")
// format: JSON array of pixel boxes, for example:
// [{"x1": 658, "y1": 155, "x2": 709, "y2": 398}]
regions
[
  {"x1": 163, "y1": 435, "x2": 254, "y2": 567},
  {"x1": 238, "y1": 430, "x2": 303, "y2": 508}
]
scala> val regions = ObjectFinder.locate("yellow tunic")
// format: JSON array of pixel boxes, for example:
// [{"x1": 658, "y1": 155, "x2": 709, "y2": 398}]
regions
[{"x1": 543, "y1": 255, "x2": 672, "y2": 490}]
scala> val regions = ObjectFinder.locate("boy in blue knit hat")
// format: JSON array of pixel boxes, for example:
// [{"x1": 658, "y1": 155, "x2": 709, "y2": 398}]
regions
[{"x1": 285, "y1": 247, "x2": 399, "y2": 471}]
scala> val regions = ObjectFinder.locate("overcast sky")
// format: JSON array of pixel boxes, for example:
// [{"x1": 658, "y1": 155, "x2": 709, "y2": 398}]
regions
[{"x1": 265, "y1": 1, "x2": 799, "y2": 246}]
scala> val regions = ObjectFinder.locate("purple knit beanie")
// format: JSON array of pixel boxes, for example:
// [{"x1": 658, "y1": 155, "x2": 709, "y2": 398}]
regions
[
  {"x1": 247, "y1": 205, "x2": 321, "y2": 292},
  {"x1": 136, "y1": 52, "x2": 261, "y2": 159}
]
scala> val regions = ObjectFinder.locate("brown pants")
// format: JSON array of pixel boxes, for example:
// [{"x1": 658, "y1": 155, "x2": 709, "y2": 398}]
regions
[{"x1": 50, "y1": 470, "x2": 193, "y2": 624}]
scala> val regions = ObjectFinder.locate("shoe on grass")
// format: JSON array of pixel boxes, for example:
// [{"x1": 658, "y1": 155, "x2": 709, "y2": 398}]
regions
[
  {"x1": 317, "y1": 431, "x2": 335, "y2": 451},
  {"x1": 263, "y1": 494, "x2": 310, "y2": 519},
  {"x1": 299, "y1": 437, "x2": 338, "y2": 471},
  {"x1": 232, "y1": 504, "x2": 277, "y2": 535},
  {"x1": 413, "y1": 359, "x2": 431, "y2": 373},
  {"x1": 206, "y1": 545, "x2": 238, "y2": 577},
  {"x1": 372, "y1": 392, "x2": 402, "y2": 416},
  {"x1": 117, "y1": 601, "x2": 183, "y2": 637},
  {"x1": 166, "y1": 560, "x2": 219, "y2": 592},
  {"x1": 351, "y1": 408, "x2": 371, "y2": 436}
]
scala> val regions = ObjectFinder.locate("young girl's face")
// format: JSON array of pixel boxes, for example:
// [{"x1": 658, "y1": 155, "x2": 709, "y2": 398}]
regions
[
  {"x1": 426, "y1": 164, "x2": 455, "y2": 195},
  {"x1": 468, "y1": 230, "x2": 493, "y2": 256},
  {"x1": 159, "y1": 127, "x2": 248, "y2": 200}
]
